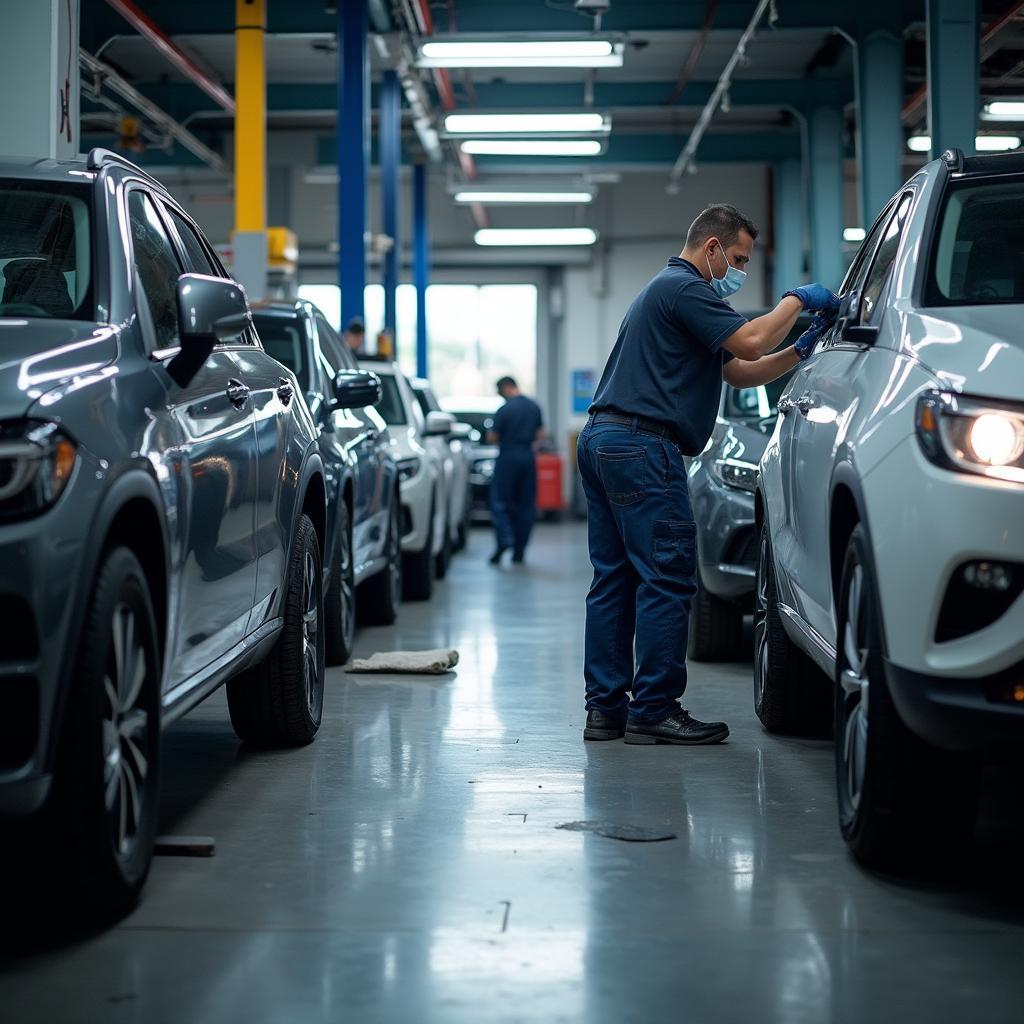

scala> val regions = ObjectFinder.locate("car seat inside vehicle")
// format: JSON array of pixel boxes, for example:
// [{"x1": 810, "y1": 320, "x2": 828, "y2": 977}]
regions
[{"x1": 1, "y1": 257, "x2": 74, "y2": 315}]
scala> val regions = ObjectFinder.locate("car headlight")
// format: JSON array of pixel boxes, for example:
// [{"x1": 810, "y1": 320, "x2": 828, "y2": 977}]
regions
[
  {"x1": 471, "y1": 458, "x2": 495, "y2": 482},
  {"x1": 0, "y1": 420, "x2": 78, "y2": 521},
  {"x1": 709, "y1": 457, "x2": 758, "y2": 493},
  {"x1": 916, "y1": 392, "x2": 1024, "y2": 483},
  {"x1": 397, "y1": 456, "x2": 421, "y2": 482}
]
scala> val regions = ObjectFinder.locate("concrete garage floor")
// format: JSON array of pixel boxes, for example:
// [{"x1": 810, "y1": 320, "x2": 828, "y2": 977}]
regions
[{"x1": 4, "y1": 523, "x2": 1024, "y2": 1023}]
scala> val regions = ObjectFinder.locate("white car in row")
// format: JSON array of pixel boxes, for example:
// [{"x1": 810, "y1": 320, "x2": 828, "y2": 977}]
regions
[
  {"x1": 756, "y1": 148, "x2": 1024, "y2": 868},
  {"x1": 359, "y1": 360, "x2": 453, "y2": 601}
]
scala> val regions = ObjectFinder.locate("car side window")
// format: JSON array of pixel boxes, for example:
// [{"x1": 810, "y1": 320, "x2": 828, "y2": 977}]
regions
[
  {"x1": 127, "y1": 190, "x2": 182, "y2": 349},
  {"x1": 860, "y1": 192, "x2": 913, "y2": 323},
  {"x1": 166, "y1": 208, "x2": 216, "y2": 276},
  {"x1": 315, "y1": 312, "x2": 354, "y2": 372},
  {"x1": 838, "y1": 200, "x2": 895, "y2": 298}
]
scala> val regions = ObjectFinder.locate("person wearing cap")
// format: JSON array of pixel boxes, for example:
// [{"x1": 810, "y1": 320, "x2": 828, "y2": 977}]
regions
[{"x1": 343, "y1": 318, "x2": 365, "y2": 354}]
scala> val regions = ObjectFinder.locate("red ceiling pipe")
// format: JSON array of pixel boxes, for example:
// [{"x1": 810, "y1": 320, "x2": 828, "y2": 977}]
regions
[{"x1": 104, "y1": 0, "x2": 235, "y2": 114}]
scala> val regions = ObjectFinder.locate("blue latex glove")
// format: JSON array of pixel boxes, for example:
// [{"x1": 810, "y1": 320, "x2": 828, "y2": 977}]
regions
[
  {"x1": 783, "y1": 284, "x2": 840, "y2": 313},
  {"x1": 793, "y1": 310, "x2": 837, "y2": 360}
]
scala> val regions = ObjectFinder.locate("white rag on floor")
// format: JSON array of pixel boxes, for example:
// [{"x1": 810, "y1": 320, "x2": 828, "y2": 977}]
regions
[{"x1": 346, "y1": 649, "x2": 460, "y2": 675}]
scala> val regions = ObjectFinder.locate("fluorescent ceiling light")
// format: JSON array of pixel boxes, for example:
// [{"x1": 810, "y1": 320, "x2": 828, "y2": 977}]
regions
[
  {"x1": 475, "y1": 228, "x2": 598, "y2": 247},
  {"x1": 461, "y1": 139, "x2": 603, "y2": 156},
  {"x1": 843, "y1": 227, "x2": 866, "y2": 243},
  {"x1": 418, "y1": 39, "x2": 623, "y2": 69},
  {"x1": 444, "y1": 112, "x2": 609, "y2": 135},
  {"x1": 908, "y1": 134, "x2": 1021, "y2": 153},
  {"x1": 455, "y1": 190, "x2": 593, "y2": 204},
  {"x1": 983, "y1": 101, "x2": 1024, "y2": 121}
]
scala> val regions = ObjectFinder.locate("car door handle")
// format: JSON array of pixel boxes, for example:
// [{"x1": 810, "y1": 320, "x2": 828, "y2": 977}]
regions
[
  {"x1": 276, "y1": 378, "x2": 294, "y2": 406},
  {"x1": 226, "y1": 378, "x2": 250, "y2": 408}
]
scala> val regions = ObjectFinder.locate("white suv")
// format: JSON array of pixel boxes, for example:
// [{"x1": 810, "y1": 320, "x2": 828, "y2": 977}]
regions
[
  {"x1": 360, "y1": 360, "x2": 452, "y2": 601},
  {"x1": 755, "y1": 149, "x2": 1024, "y2": 867}
]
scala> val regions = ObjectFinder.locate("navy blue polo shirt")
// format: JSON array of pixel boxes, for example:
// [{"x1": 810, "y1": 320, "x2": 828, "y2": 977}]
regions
[
  {"x1": 590, "y1": 257, "x2": 747, "y2": 454},
  {"x1": 492, "y1": 394, "x2": 543, "y2": 453}
]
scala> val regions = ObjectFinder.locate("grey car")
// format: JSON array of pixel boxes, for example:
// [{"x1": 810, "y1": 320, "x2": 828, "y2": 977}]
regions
[
  {"x1": 253, "y1": 302, "x2": 403, "y2": 665},
  {"x1": 0, "y1": 150, "x2": 327, "y2": 914},
  {"x1": 686, "y1": 323, "x2": 802, "y2": 660}
]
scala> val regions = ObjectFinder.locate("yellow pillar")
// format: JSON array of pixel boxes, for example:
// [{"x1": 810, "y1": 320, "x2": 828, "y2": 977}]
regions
[{"x1": 233, "y1": 0, "x2": 268, "y2": 299}]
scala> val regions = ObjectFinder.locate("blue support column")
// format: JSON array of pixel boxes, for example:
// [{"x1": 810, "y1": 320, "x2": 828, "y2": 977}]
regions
[
  {"x1": 808, "y1": 106, "x2": 845, "y2": 290},
  {"x1": 927, "y1": 0, "x2": 979, "y2": 159},
  {"x1": 414, "y1": 164, "x2": 429, "y2": 380},
  {"x1": 857, "y1": 29, "x2": 904, "y2": 228},
  {"x1": 380, "y1": 70, "x2": 401, "y2": 339},
  {"x1": 338, "y1": 0, "x2": 368, "y2": 327},
  {"x1": 773, "y1": 158, "x2": 805, "y2": 299}
]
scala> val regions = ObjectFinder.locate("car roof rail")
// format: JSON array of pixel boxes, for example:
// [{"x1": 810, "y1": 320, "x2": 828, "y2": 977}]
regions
[
  {"x1": 941, "y1": 148, "x2": 965, "y2": 172},
  {"x1": 85, "y1": 147, "x2": 168, "y2": 188}
]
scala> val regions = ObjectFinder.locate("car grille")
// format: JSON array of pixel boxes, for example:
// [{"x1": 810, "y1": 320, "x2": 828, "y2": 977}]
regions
[
  {"x1": 0, "y1": 595, "x2": 38, "y2": 662},
  {"x1": 0, "y1": 674, "x2": 39, "y2": 771}
]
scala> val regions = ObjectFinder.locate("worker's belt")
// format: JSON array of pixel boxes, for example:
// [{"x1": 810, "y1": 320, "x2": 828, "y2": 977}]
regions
[{"x1": 591, "y1": 411, "x2": 680, "y2": 446}]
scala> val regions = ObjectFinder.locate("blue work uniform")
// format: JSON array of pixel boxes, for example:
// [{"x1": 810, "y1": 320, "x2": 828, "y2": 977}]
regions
[
  {"x1": 490, "y1": 394, "x2": 543, "y2": 557},
  {"x1": 578, "y1": 257, "x2": 746, "y2": 723}
]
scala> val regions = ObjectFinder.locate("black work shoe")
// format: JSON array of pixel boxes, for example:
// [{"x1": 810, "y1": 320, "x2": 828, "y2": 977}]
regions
[
  {"x1": 624, "y1": 709, "x2": 729, "y2": 746},
  {"x1": 583, "y1": 709, "x2": 627, "y2": 741},
  {"x1": 511, "y1": 551, "x2": 524, "y2": 564},
  {"x1": 489, "y1": 547, "x2": 508, "y2": 565}
]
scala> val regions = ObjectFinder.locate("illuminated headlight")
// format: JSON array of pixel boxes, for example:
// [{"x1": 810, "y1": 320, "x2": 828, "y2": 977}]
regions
[
  {"x1": 0, "y1": 420, "x2": 77, "y2": 521},
  {"x1": 916, "y1": 392, "x2": 1024, "y2": 482},
  {"x1": 710, "y1": 457, "x2": 758, "y2": 493},
  {"x1": 471, "y1": 458, "x2": 496, "y2": 482},
  {"x1": 397, "y1": 456, "x2": 422, "y2": 482}
]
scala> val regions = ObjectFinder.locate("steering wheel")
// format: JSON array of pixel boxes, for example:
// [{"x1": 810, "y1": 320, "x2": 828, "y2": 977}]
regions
[{"x1": 0, "y1": 302, "x2": 50, "y2": 317}]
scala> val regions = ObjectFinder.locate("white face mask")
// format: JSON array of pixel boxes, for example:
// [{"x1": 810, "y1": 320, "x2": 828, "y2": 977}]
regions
[{"x1": 706, "y1": 244, "x2": 747, "y2": 299}]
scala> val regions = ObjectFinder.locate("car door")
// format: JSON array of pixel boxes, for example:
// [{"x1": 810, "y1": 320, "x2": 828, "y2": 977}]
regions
[
  {"x1": 315, "y1": 312, "x2": 384, "y2": 566},
  {"x1": 785, "y1": 192, "x2": 914, "y2": 643},
  {"x1": 128, "y1": 188, "x2": 258, "y2": 693}
]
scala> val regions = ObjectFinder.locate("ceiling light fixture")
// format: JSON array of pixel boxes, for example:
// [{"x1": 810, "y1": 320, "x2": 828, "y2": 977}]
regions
[
  {"x1": 907, "y1": 134, "x2": 1021, "y2": 153},
  {"x1": 444, "y1": 112, "x2": 609, "y2": 135},
  {"x1": 417, "y1": 38, "x2": 624, "y2": 69},
  {"x1": 843, "y1": 227, "x2": 866, "y2": 243},
  {"x1": 474, "y1": 228, "x2": 598, "y2": 246},
  {"x1": 983, "y1": 101, "x2": 1024, "y2": 121},
  {"x1": 460, "y1": 139, "x2": 603, "y2": 156},
  {"x1": 454, "y1": 190, "x2": 593, "y2": 204}
]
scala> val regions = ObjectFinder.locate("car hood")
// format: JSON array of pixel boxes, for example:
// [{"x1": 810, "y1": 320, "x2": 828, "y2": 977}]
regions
[
  {"x1": 903, "y1": 308, "x2": 1024, "y2": 401},
  {"x1": 0, "y1": 320, "x2": 119, "y2": 419}
]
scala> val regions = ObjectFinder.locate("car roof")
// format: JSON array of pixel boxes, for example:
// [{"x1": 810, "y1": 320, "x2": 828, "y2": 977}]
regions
[
  {"x1": 946, "y1": 149, "x2": 1024, "y2": 178},
  {"x1": 251, "y1": 301, "x2": 307, "y2": 319}
]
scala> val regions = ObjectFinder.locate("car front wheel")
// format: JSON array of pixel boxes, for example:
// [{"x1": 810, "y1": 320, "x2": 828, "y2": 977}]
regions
[
  {"x1": 324, "y1": 501, "x2": 356, "y2": 666},
  {"x1": 835, "y1": 524, "x2": 979, "y2": 868},
  {"x1": 227, "y1": 513, "x2": 325, "y2": 746},
  {"x1": 688, "y1": 573, "x2": 744, "y2": 661},
  {"x1": 753, "y1": 522, "x2": 831, "y2": 736},
  {"x1": 402, "y1": 494, "x2": 435, "y2": 601}
]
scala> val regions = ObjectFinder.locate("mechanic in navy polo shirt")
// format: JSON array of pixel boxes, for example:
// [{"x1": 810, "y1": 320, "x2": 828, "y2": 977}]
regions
[{"x1": 578, "y1": 203, "x2": 838, "y2": 747}]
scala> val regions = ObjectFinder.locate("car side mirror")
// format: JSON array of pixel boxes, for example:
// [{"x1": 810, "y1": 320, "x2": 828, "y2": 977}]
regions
[
  {"x1": 449, "y1": 421, "x2": 473, "y2": 441},
  {"x1": 424, "y1": 410, "x2": 456, "y2": 436},
  {"x1": 838, "y1": 288, "x2": 879, "y2": 344},
  {"x1": 167, "y1": 274, "x2": 251, "y2": 387},
  {"x1": 332, "y1": 369, "x2": 382, "y2": 409}
]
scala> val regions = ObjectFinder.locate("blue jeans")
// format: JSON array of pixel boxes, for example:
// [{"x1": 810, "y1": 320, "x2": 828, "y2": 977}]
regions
[
  {"x1": 491, "y1": 448, "x2": 537, "y2": 556},
  {"x1": 577, "y1": 418, "x2": 697, "y2": 724}
]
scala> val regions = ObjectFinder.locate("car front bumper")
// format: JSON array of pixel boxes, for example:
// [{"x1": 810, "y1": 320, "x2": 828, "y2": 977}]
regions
[
  {"x1": 0, "y1": 461, "x2": 100, "y2": 817},
  {"x1": 399, "y1": 461, "x2": 435, "y2": 554},
  {"x1": 690, "y1": 466, "x2": 758, "y2": 601}
]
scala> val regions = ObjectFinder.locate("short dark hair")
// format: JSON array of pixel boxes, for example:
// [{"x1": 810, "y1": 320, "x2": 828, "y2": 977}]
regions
[
  {"x1": 685, "y1": 204, "x2": 759, "y2": 250},
  {"x1": 496, "y1": 376, "x2": 517, "y2": 391},
  {"x1": 345, "y1": 317, "x2": 365, "y2": 335}
]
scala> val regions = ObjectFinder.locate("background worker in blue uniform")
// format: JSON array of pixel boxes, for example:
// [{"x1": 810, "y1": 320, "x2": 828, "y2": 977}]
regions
[
  {"x1": 487, "y1": 376, "x2": 544, "y2": 566},
  {"x1": 578, "y1": 204, "x2": 838, "y2": 746}
]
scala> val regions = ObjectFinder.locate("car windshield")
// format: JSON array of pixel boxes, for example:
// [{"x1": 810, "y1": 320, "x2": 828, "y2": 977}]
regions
[
  {"x1": 0, "y1": 180, "x2": 92, "y2": 320},
  {"x1": 375, "y1": 375, "x2": 407, "y2": 426},
  {"x1": 928, "y1": 176, "x2": 1024, "y2": 305},
  {"x1": 253, "y1": 316, "x2": 308, "y2": 390},
  {"x1": 447, "y1": 410, "x2": 495, "y2": 439}
]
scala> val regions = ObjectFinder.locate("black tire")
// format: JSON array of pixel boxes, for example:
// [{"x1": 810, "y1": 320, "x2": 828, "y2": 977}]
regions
[
  {"x1": 402, "y1": 495, "x2": 435, "y2": 601},
  {"x1": 435, "y1": 512, "x2": 452, "y2": 580},
  {"x1": 688, "y1": 574, "x2": 745, "y2": 661},
  {"x1": 753, "y1": 522, "x2": 832, "y2": 736},
  {"x1": 324, "y1": 500, "x2": 356, "y2": 667},
  {"x1": 227, "y1": 513, "x2": 325, "y2": 746},
  {"x1": 48, "y1": 546, "x2": 161, "y2": 918},
  {"x1": 835, "y1": 524, "x2": 979, "y2": 869},
  {"x1": 358, "y1": 493, "x2": 402, "y2": 626}
]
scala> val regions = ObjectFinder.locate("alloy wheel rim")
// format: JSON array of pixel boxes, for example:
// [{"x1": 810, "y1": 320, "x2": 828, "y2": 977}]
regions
[
  {"x1": 302, "y1": 549, "x2": 321, "y2": 714},
  {"x1": 388, "y1": 508, "x2": 402, "y2": 604},
  {"x1": 103, "y1": 602, "x2": 150, "y2": 861},
  {"x1": 340, "y1": 521, "x2": 355, "y2": 647},
  {"x1": 753, "y1": 530, "x2": 770, "y2": 705},
  {"x1": 839, "y1": 564, "x2": 869, "y2": 813}
]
